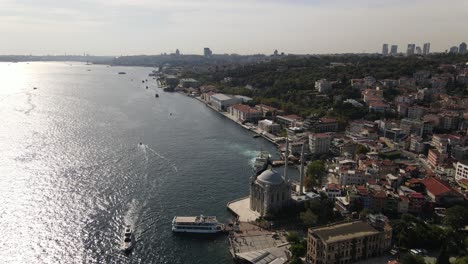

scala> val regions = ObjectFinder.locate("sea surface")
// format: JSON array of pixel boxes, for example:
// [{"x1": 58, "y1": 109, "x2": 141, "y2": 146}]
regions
[{"x1": 0, "y1": 62, "x2": 298, "y2": 264}]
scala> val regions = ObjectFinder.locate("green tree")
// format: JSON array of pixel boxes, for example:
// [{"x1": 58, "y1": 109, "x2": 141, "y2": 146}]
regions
[
  {"x1": 300, "y1": 209, "x2": 318, "y2": 227},
  {"x1": 305, "y1": 160, "x2": 326, "y2": 189},
  {"x1": 286, "y1": 231, "x2": 300, "y2": 244},
  {"x1": 444, "y1": 205, "x2": 468, "y2": 230},
  {"x1": 355, "y1": 144, "x2": 370, "y2": 155},
  {"x1": 290, "y1": 243, "x2": 306, "y2": 257},
  {"x1": 453, "y1": 256, "x2": 468, "y2": 264}
]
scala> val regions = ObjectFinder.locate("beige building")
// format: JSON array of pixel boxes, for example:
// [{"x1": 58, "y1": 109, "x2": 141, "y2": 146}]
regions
[{"x1": 307, "y1": 220, "x2": 392, "y2": 264}]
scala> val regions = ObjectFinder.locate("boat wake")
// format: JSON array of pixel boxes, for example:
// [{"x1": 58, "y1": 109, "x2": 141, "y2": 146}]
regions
[{"x1": 140, "y1": 144, "x2": 178, "y2": 172}]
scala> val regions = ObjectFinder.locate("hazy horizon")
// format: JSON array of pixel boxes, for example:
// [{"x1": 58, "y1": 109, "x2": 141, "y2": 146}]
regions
[{"x1": 1, "y1": 0, "x2": 467, "y2": 56}]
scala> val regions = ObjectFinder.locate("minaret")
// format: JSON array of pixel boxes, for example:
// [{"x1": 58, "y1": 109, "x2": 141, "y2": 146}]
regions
[
  {"x1": 299, "y1": 143, "x2": 305, "y2": 195},
  {"x1": 284, "y1": 138, "x2": 289, "y2": 182}
]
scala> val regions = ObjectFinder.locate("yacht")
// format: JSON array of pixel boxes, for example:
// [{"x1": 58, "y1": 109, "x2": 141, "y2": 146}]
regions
[
  {"x1": 121, "y1": 225, "x2": 134, "y2": 253},
  {"x1": 172, "y1": 215, "x2": 224, "y2": 234},
  {"x1": 254, "y1": 151, "x2": 271, "y2": 175}
]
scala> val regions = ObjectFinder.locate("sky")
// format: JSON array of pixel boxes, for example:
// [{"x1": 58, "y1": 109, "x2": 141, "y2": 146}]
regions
[{"x1": 0, "y1": 0, "x2": 467, "y2": 55}]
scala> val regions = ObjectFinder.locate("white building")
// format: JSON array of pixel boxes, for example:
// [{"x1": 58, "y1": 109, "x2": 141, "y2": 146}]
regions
[
  {"x1": 309, "y1": 133, "x2": 331, "y2": 155},
  {"x1": 258, "y1": 119, "x2": 281, "y2": 134},
  {"x1": 455, "y1": 161, "x2": 468, "y2": 181},
  {"x1": 210, "y1": 93, "x2": 242, "y2": 111}
]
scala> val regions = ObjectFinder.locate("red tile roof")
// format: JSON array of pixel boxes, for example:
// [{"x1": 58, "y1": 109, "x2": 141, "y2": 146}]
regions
[{"x1": 422, "y1": 177, "x2": 459, "y2": 197}]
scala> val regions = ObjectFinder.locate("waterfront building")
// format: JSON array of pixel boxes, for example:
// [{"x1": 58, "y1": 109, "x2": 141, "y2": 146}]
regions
[
  {"x1": 455, "y1": 160, "x2": 468, "y2": 181},
  {"x1": 179, "y1": 78, "x2": 199, "y2": 88},
  {"x1": 460, "y1": 42, "x2": 467, "y2": 54},
  {"x1": 227, "y1": 104, "x2": 262, "y2": 123},
  {"x1": 306, "y1": 220, "x2": 392, "y2": 264},
  {"x1": 276, "y1": 115, "x2": 302, "y2": 127},
  {"x1": 406, "y1": 44, "x2": 415, "y2": 56},
  {"x1": 382, "y1": 44, "x2": 388, "y2": 56},
  {"x1": 423, "y1": 43, "x2": 431, "y2": 55},
  {"x1": 309, "y1": 133, "x2": 331, "y2": 155},
  {"x1": 210, "y1": 93, "x2": 242, "y2": 111},
  {"x1": 249, "y1": 168, "x2": 291, "y2": 216},
  {"x1": 255, "y1": 104, "x2": 283, "y2": 117},
  {"x1": 204, "y1": 47, "x2": 212, "y2": 57},
  {"x1": 258, "y1": 119, "x2": 281, "y2": 134},
  {"x1": 175, "y1": 49, "x2": 180, "y2": 56},
  {"x1": 390, "y1": 45, "x2": 398, "y2": 55}
]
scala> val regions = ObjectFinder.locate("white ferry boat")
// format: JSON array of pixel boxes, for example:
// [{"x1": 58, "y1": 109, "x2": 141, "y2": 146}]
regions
[{"x1": 172, "y1": 215, "x2": 224, "y2": 233}]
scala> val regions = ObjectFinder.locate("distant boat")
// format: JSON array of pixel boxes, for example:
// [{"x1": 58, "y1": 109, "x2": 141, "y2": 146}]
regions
[
  {"x1": 121, "y1": 225, "x2": 134, "y2": 254},
  {"x1": 33, "y1": 87, "x2": 38, "y2": 90},
  {"x1": 146, "y1": 86, "x2": 148, "y2": 89},
  {"x1": 155, "y1": 94, "x2": 159, "y2": 98},
  {"x1": 253, "y1": 134, "x2": 261, "y2": 138},
  {"x1": 118, "y1": 72, "x2": 126, "y2": 75}
]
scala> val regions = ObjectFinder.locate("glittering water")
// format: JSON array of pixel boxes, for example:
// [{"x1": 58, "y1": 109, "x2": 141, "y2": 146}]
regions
[{"x1": 0, "y1": 62, "x2": 299, "y2": 264}]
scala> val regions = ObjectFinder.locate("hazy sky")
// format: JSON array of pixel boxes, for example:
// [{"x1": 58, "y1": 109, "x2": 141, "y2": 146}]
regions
[{"x1": 1, "y1": 0, "x2": 467, "y2": 55}]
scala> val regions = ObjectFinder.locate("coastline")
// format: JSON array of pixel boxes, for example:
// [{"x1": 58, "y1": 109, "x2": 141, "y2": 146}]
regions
[{"x1": 190, "y1": 94, "x2": 282, "y2": 147}]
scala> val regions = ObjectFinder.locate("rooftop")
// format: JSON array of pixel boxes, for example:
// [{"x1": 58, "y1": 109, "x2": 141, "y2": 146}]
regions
[
  {"x1": 211, "y1": 93, "x2": 233, "y2": 101},
  {"x1": 310, "y1": 221, "x2": 379, "y2": 243}
]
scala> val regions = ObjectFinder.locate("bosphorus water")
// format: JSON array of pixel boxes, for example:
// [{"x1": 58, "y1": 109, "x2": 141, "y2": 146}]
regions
[{"x1": 0, "y1": 62, "x2": 298, "y2": 263}]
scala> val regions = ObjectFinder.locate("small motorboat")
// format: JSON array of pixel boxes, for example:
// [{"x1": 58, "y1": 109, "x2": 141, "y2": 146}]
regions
[
  {"x1": 253, "y1": 134, "x2": 261, "y2": 138},
  {"x1": 118, "y1": 72, "x2": 126, "y2": 75},
  {"x1": 33, "y1": 87, "x2": 38, "y2": 90},
  {"x1": 122, "y1": 225, "x2": 134, "y2": 254},
  {"x1": 146, "y1": 86, "x2": 148, "y2": 89},
  {"x1": 155, "y1": 94, "x2": 159, "y2": 98}
]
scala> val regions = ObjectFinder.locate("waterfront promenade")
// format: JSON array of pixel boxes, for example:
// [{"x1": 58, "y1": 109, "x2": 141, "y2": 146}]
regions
[
  {"x1": 193, "y1": 96, "x2": 283, "y2": 146},
  {"x1": 227, "y1": 196, "x2": 259, "y2": 222}
]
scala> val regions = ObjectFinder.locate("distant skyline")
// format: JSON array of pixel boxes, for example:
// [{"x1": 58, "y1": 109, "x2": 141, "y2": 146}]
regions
[{"x1": 1, "y1": 0, "x2": 467, "y2": 56}]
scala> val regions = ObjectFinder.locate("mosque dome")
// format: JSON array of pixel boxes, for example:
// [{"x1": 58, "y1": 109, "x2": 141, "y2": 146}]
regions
[{"x1": 256, "y1": 169, "x2": 284, "y2": 185}]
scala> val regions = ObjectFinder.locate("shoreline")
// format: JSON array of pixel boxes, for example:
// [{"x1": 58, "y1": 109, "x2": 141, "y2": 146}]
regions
[{"x1": 191, "y1": 95, "x2": 282, "y2": 147}]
